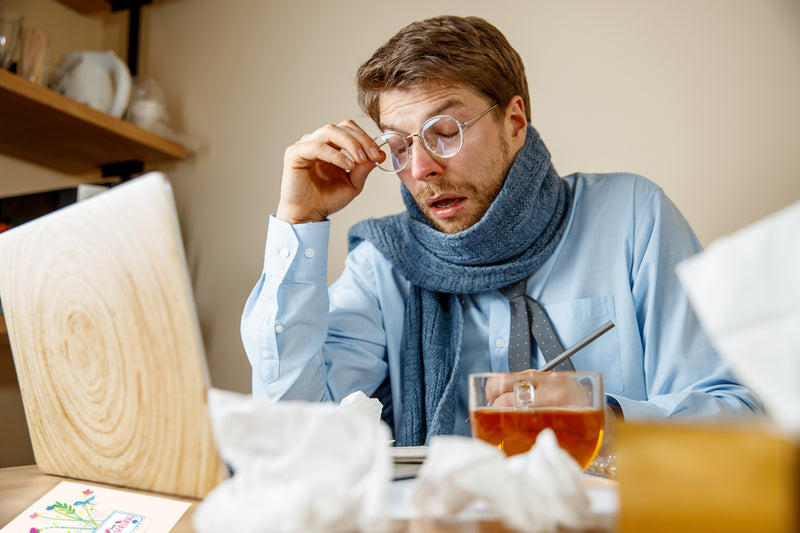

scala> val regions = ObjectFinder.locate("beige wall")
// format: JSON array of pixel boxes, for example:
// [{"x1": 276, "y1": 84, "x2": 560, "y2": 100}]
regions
[{"x1": 1, "y1": 1, "x2": 799, "y2": 419}]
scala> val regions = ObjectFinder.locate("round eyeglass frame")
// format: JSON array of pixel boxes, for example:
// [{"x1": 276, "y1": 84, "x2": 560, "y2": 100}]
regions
[{"x1": 372, "y1": 104, "x2": 500, "y2": 173}]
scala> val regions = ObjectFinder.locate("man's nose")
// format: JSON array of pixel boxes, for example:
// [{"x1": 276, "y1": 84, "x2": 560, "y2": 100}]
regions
[{"x1": 408, "y1": 138, "x2": 443, "y2": 181}]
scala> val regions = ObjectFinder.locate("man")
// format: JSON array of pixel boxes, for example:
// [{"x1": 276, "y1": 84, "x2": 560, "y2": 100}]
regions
[{"x1": 242, "y1": 15, "x2": 761, "y2": 446}]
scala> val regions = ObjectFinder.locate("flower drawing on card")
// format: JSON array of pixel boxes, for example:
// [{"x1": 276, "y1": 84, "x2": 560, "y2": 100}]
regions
[
  {"x1": 6, "y1": 480, "x2": 189, "y2": 533},
  {"x1": 26, "y1": 487, "x2": 145, "y2": 533}
]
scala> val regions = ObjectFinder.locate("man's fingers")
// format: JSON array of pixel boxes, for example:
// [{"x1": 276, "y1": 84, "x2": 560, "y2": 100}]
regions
[
  {"x1": 484, "y1": 372, "x2": 591, "y2": 408},
  {"x1": 286, "y1": 140, "x2": 356, "y2": 172},
  {"x1": 338, "y1": 119, "x2": 384, "y2": 162},
  {"x1": 492, "y1": 391, "x2": 516, "y2": 407},
  {"x1": 294, "y1": 122, "x2": 383, "y2": 168},
  {"x1": 484, "y1": 376, "x2": 507, "y2": 404},
  {"x1": 347, "y1": 161, "x2": 378, "y2": 191}
]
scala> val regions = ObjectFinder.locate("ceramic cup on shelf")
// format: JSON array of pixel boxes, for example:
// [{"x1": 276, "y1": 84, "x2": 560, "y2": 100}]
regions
[
  {"x1": 0, "y1": 6, "x2": 23, "y2": 70},
  {"x1": 58, "y1": 50, "x2": 132, "y2": 117}
]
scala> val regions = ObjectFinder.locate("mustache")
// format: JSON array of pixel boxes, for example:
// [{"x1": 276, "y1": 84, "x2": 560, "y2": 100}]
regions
[{"x1": 414, "y1": 180, "x2": 479, "y2": 202}]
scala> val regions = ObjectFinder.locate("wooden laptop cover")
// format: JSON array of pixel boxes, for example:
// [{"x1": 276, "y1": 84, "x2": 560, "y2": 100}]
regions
[{"x1": 0, "y1": 173, "x2": 226, "y2": 498}]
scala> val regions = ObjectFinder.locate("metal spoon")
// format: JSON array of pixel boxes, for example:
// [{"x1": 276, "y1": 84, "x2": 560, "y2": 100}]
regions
[{"x1": 537, "y1": 320, "x2": 615, "y2": 372}]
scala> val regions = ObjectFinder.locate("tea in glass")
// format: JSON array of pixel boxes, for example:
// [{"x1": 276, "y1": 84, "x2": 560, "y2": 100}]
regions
[{"x1": 468, "y1": 371, "x2": 604, "y2": 469}]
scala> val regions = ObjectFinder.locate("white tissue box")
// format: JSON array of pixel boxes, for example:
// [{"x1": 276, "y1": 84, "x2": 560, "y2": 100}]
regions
[{"x1": 616, "y1": 422, "x2": 799, "y2": 533}]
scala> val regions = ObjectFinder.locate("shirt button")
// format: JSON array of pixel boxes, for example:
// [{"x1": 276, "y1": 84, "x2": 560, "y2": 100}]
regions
[
  {"x1": 279, "y1": 248, "x2": 290, "y2": 258},
  {"x1": 304, "y1": 248, "x2": 315, "y2": 258},
  {"x1": 495, "y1": 338, "x2": 505, "y2": 348},
  {"x1": 275, "y1": 325, "x2": 284, "y2": 333}
]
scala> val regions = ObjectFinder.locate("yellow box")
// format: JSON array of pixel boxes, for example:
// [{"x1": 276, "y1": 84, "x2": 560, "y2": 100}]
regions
[{"x1": 616, "y1": 422, "x2": 799, "y2": 533}]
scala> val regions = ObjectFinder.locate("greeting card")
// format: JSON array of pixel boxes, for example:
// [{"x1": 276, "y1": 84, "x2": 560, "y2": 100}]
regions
[{"x1": 1, "y1": 481, "x2": 191, "y2": 533}]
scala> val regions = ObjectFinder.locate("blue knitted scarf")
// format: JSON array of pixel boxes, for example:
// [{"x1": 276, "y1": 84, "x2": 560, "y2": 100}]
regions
[{"x1": 348, "y1": 126, "x2": 572, "y2": 445}]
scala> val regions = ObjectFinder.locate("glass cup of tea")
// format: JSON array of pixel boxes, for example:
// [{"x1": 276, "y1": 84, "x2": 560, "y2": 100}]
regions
[{"x1": 468, "y1": 371, "x2": 605, "y2": 469}]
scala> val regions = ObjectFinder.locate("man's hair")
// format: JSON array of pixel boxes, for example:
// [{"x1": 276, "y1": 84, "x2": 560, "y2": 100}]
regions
[{"x1": 356, "y1": 15, "x2": 531, "y2": 124}]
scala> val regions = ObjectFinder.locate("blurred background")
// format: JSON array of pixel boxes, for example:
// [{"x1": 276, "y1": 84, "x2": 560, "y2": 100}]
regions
[{"x1": 1, "y1": 0, "x2": 798, "y2": 465}]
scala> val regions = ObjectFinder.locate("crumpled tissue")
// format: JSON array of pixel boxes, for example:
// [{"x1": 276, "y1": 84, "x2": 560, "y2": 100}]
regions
[
  {"x1": 676, "y1": 199, "x2": 800, "y2": 433},
  {"x1": 192, "y1": 389, "x2": 393, "y2": 533},
  {"x1": 409, "y1": 429, "x2": 600, "y2": 532},
  {"x1": 339, "y1": 389, "x2": 384, "y2": 421}
]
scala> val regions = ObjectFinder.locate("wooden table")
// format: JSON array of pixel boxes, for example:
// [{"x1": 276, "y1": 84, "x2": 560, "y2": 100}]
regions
[{"x1": 0, "y1": 465, "x2": 615, "y2": 532}]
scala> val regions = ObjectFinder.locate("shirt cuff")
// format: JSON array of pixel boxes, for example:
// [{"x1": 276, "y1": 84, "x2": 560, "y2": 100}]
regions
[
  {"x1": 607, "y1": 392, "x2": 669, "y2": 420},
  {"x1": 265, "y1": 215, "x2": 330, "y2": 281}
]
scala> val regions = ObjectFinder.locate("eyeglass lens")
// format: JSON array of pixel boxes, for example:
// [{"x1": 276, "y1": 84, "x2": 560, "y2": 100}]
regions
[
  {"x1": 375, "y1": 133, "x2": 409, "y2": 173},
  {"x1": 374, "y1": 115, "x2": 463, "y2": 173}
]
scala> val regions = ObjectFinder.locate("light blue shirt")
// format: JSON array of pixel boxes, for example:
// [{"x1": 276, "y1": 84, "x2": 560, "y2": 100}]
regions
[{"x1": 242, "y1": 173, "x2": 762, "y2": 437}]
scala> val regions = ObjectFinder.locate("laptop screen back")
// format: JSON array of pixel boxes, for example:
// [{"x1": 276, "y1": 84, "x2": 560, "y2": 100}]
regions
[{"x1": 0, "y1": 173, "x2": 225, "y2": 498}]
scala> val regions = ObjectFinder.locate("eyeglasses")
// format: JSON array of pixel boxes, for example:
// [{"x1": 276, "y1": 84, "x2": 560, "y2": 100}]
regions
[{"x1": 372, "y1": 104, "x2": 499, "y2": 173}]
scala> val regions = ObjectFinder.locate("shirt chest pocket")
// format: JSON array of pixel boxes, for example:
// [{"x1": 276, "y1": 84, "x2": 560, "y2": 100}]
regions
[{"x1": 542, "y1": 296, "x2": 623, "y2": 395}]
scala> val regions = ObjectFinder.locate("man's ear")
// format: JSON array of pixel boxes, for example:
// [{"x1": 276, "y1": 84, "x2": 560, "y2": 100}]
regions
[{"x1": 504, "y1": 95, "x2": 528, "y2": 150}]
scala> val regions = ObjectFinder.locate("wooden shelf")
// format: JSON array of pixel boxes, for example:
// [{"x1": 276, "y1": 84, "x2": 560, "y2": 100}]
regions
[
  {"x1": 0, "y1": 314, "x2": 6, "y2": 336},
  {"x1": 55, "y1": 0, "x2": 111, "y2": 15},
  {"x1": 0, "y1": 69, "x2": 186, "y2": 175}
]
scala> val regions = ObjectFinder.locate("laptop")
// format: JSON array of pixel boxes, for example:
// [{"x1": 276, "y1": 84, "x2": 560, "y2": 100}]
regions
[{"x1": 0, "y1": 173, "x2": 226, "y2": 498}]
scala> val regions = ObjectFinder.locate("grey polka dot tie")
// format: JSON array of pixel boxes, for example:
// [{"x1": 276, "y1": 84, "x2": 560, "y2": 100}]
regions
[
  {"x1": 500, "y1": 279, "x2": 533, "y2": 371},
  {"x1": 500, "y1": 279, "x2": 575, "y2": 371}
]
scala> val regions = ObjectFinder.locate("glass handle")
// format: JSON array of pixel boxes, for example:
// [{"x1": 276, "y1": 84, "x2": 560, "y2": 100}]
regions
[{"x1": 513, "y1": 381, "x2": 535, "y2": 408}]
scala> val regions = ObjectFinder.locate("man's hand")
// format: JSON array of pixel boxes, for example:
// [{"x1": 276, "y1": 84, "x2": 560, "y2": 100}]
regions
[
  {"x1": 485, "y1": 370, "x2": 592, "y2": 408},
  {"x1": 276, "y1": 120, "x2": 386, "y2": 225}
]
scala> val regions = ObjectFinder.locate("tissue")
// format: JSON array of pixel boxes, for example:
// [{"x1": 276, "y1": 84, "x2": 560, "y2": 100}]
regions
[
  {"x1": 676, "y1": 199, "x2": 800, "y2": 433},
  {"x1": 339, "y1": 390, "x2": 384, "y2": 423},
  {"x1": 409, "y1": 430, "x2": 600, "y2": 532},
  {"x1": 192, "y1": 389, "x2": 393, "y2": 533}
]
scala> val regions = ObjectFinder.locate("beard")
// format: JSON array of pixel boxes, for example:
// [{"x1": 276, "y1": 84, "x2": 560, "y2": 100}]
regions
[
  {"x1": 412, "y1": 179, "x2": 501, "y2": 233},
  {"x1": 413, "y1": 133, "x2": 512, "y2": 234}
]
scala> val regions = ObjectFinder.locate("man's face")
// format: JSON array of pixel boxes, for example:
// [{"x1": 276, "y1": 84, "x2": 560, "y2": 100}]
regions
[{"x1": 377, "y1": 85, "x2": 518, "y2": 234}]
